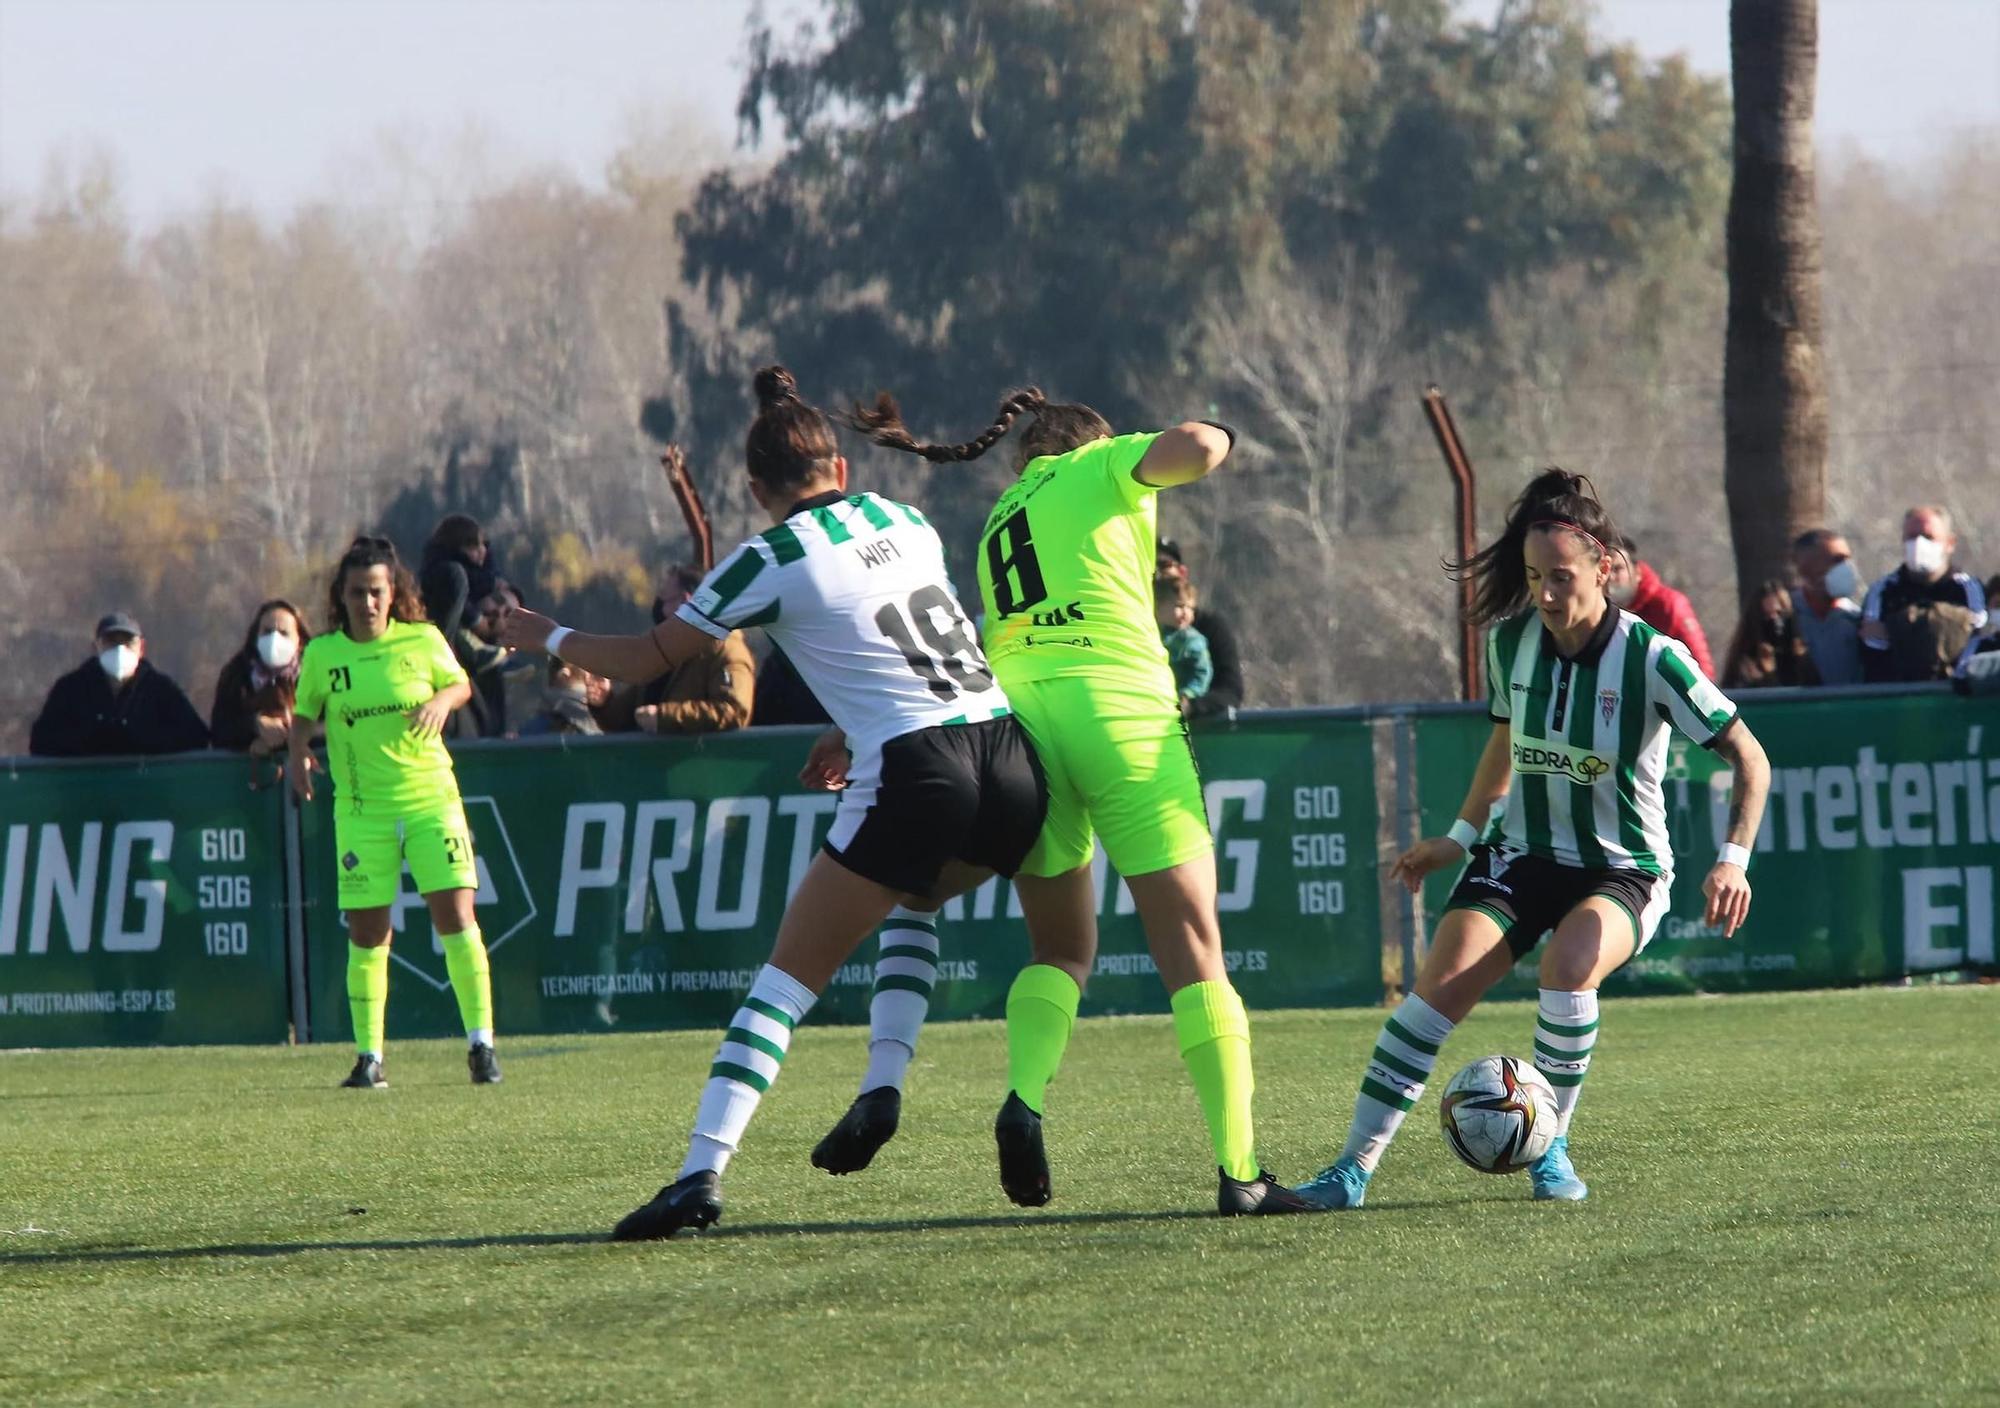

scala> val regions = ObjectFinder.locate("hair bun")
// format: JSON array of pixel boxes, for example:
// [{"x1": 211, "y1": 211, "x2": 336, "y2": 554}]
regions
[{"x1": 754, "y1": 365, "x2": 800, "y2": 409}]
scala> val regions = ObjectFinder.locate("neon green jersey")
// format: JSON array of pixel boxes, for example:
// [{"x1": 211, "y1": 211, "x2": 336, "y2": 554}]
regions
[
  {"x1": 294, "y1": 620, "x2": 467, "y2": 813},
  {"x1": 975, "y1": 431, "x2": 1175, "y2": 699}
]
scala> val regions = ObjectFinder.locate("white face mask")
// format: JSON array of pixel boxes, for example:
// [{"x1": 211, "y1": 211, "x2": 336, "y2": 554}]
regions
[
  {"x1": 1904, "y1": 534, "x2": 1948, "y2": 577},
  {"x1": 255, "y1": 631, "x2": 297, "y2": 669},
  {"x1": 1821, "y1": 558, "x2": 1859, "y2": 601},
  {"x1": 98, "y1": 644, "x2": 140, "y2": 682}
]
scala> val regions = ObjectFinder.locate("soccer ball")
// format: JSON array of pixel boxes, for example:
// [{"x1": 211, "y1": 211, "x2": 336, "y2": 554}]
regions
[{"x1": 1438, "y1": 1056, "x2": 1559, "y2": 1174}]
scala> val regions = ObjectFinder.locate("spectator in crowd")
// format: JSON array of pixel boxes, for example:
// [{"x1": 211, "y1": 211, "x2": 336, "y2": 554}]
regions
[
  {"x1": 1720, "y1": 579, "x2": 1817, "y2": 689},
  {"x1": 420, "y1": 514, "x2": 510, "y2": 737},
  {"x1": 1606, "y1": 533, "x2": 1716, "y2": 679},
  {"x1": 1155, "y1": 538, "x2": 1243, "y2": 718},
  {"x1": 1860, "y1": 505, "x2": 1987, "y2": 683},
  {"x1": 1951, "y1": 574, "x2": 2000, "y2": 694},
  {"x1": 1788, "y1": 529, "x2": 1865, "y2": 685},
  {"x1": 29, "y1": 612, "x2": 209, "y2": 758},
  {"x1": 209, "y1": 599, "x2": 312, "y2": 756},
  {"x1": 520, "y1": 658, "x2": 606, "y2": 737},
  {"x1": 600, "y1": 565, "x2": 755, "y2": 733},
  {"x1": 1155, "y1": 575, "x2": 1213, "y2": 711}
]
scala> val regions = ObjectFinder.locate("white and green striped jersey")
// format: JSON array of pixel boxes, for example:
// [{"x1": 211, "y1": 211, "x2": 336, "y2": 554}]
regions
[
  {"x1": 1487, "y1": 609, "x2": 1736, "y2": 876},
  {"x1": 678, "y1": 491, "x2": 1009, "y2": 784}
]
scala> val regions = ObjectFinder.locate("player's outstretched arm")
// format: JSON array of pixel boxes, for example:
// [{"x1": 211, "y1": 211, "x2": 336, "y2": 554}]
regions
[
  {"x1": 499, "y1": 606, "x2": 704, "y2": 685},
  {"x1": 1702, "y1": 720, "x2": 1769, "y2": 937},
  {"x1": 1135, "y1": 421, "x2": 1233, "y2": 488}
]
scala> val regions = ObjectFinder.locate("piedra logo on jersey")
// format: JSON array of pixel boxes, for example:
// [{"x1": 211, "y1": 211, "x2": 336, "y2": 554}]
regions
[{"x1": 1513, "y1": 739, "x2": 1613, "y2": 785}]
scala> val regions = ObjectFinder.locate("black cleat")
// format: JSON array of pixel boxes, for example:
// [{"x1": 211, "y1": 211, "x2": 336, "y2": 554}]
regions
[
  {"x1": 340, "y1": 1055, "x2": 387, "y2": 1090},
  {"x1": 994, "y1": 1091, "x2": 1052, "y2": 1208},
  {"x1": 611, "y1": 1171, "x2": 723, "y2": 1241},
  {"x1": 468, "y1": 1043, "x2": 503, "y2": 1084},
  {"x1": 811, "y1": 1086, "x2": 901, "y2": 1175},
  {"x1": 1217, "y1": 1167, "x2": 1320, "y2": 1216}
]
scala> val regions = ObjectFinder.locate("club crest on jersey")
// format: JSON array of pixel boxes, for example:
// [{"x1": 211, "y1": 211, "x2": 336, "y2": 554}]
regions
[
  {"x1": 1513, "y1": 739, "x2": 1613, "y2": 785},
  {"x1": 1599, "y1": 689, "x2": 1619, "y2": 725}
]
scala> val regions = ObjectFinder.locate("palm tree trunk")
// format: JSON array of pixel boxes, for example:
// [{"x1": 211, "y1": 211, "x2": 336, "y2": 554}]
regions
[{"x1": 1724, "y1": 0, "x2": 1828, "y2": 608}]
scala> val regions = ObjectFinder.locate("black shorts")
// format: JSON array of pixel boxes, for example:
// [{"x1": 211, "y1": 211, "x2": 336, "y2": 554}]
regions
[
  {"x1": 823, "y1": 715, "x2": 1049, "y2": 897},
  {"x1": 1443, "y1": 842, "x2": 1671, "y2": 958}
]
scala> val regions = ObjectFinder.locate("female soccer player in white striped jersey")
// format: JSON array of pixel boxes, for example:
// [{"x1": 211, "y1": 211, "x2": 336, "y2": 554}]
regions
[
  {"x1": 1296, "y1": 469, "x2": 1771, "y2": 1208},
  {"x1": 501, "y1": 367, "x2": 1048, "y2": 1239}
]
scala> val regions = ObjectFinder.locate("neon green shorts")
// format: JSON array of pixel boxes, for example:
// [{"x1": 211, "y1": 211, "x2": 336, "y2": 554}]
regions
[
  {"x1": 1004, "y1": 675, "x2": 1212, "y2": 879},
  {"x1": 333, "y1": 800, "x2": 477, "y2": 908}
]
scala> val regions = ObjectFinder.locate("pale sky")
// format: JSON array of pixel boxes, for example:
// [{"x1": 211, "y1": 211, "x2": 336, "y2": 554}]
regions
[{"x1": 2, "y1": 0, "x2": 1996, "y2": 228}]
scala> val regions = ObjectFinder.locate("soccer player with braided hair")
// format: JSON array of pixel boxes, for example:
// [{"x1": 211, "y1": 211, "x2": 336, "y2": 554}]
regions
[
  {"x1": 503, "y1": 367, "x2": 1052, "y2": 1238},
  {"x1": 844, "y1": 386, "x2": 1316, "y2": 1216},
  {"x1": 1292, "y1": 468, "x2": 1770, "y2": 1208}
]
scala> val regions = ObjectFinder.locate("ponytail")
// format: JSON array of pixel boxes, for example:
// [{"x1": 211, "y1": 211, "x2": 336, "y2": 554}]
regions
[{"x1": 846, "y1": 387, "x2": 1113, "y2": 471}]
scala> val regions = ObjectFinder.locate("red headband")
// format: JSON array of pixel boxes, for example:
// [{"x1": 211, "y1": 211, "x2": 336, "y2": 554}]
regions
[{"x1": 1531, "y1": 519, "x2": 1609, "y2": 558}]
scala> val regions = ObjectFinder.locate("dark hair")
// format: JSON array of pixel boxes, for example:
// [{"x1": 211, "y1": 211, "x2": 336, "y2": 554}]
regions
[
  {"x1": 425, "y1": 513, "x2": 483, "y2": 560},
  {"x1": 1721, "y1": 577, "x2": 1802, "y2": 688},
  {"x1": 744, "y1": 365, "x2": 840, "y2": 494},
  {"x1": 1155, "y1": 576, "x2": 1197, "y2": 608},
  {"x1": 845, "y1": 386, "x2": 1113, "y2": 471},
  {"x1": 661, "y1": 563, "x2": 705, "y2": 598},
  {"x1": 237, "y1": 598, "x2": 312, "y2": 663},
  {"x1": 327, "y1": 536, "x2": 427, "y2": 636},
  {"x1": 1455, "y1": 468, "x2": 1623, "y2": 626}
]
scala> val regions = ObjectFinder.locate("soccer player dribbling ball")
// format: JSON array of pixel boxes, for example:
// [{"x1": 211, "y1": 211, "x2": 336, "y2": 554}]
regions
[
  {"x1": 288, "y1": 537, "x2": 501, "y2": 1089},
  {"x1": 501, "y1": 367, "x2": 1050, "y2": 1239},
  {"x1": 847, "y1": 387, "x2": 1317, "y2": 1216},
  {"x1": 1294, "y1": 469, "x2": 1771, "y2": 1208}
]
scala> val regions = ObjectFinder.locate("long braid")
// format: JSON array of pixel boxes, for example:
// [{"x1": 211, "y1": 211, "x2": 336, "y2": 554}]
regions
[{"x1": 846, "y1": 389, "x2": 1049, "y2": 463}]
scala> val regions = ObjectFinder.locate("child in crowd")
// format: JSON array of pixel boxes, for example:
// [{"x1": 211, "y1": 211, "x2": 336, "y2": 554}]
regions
[{"x1": 1156, "y1": 576, "x2": 1212, "y2": 711}]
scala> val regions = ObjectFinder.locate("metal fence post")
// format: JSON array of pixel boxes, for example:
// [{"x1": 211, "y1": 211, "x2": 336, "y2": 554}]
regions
[{"x1": 282, "y1": 792, "x2": 310, "y2": 1044}]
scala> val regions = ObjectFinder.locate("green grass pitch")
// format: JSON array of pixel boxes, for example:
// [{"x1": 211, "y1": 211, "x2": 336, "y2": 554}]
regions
[{"x1": 3, "y1": 985, "x2": 1995, "y2": 1406}]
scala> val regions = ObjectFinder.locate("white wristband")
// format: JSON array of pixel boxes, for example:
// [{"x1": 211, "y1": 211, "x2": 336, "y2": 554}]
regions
[
  {"x1": 1717, "y1": 842, "x2": 1751, "y2": 869},
  {"x1": 544, "y1": 625, "x2": 573, "y2": 660},
  {"x1": 1446, "y1": 818, "x2": 1481, "y2": 853}
]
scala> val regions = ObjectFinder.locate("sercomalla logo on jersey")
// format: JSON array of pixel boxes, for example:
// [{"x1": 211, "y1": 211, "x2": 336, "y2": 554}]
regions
[{"x1": 1513, "y1": 739, "x2": 1612, "y2": 784}]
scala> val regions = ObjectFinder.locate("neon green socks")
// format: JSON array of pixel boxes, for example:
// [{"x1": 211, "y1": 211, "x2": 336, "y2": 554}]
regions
[
  {"x1": 440, "y1": 925, "x2": 495, "y2": 1046},
  {"x1": 1171, "y1": 980, "x2": 1258, "y2": 1182},
  {"x1": 347, "y1": 941, "x2": 390, "y2": 1057},
  {"x1": 1005, "y1": 964, "x2": 1080, "y2": 1115}
]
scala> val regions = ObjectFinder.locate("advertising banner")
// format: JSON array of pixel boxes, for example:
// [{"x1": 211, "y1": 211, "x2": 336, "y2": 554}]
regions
[
  {"x1": 298, "y1": 719, "x2": 1385, "y2": 1040},
  {"x1": 1410, "y1": 690, "x2": 1999, "y2": 994},
  {"x1": 0, "y1": 754, "x2": 292, "y2": 1046}
]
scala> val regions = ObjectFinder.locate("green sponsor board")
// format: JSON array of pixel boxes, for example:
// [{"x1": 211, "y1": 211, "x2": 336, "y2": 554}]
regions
[
  {"x1": 299, "y1": 718, "x2": 1383, "y2": 1040},
  {"x1": 1410, "y1": 689, "x2": 2000, "y2": 994},
  {"x1": 0, "y1": 754, "x2": 292, "y2": 1047}
]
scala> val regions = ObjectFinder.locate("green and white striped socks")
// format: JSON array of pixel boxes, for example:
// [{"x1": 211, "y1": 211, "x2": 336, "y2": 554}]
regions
[
  {"x1": 1340, "y1": 993, "x2": 1454, "y2": 1171},
  {"x1": 680, "y1": 964, "x2": 817, "y2": 1179},
  {"x1": 861, "y1": 906, "x2": 940, "y2": 1094},
  {"x1": 1533, "y1": 988, "x2": 1599, "y2": 1134}
]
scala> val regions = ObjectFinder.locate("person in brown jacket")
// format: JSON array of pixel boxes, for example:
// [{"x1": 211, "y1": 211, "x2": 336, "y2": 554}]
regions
[{"x1": 599, "y1": 565, "x2": 756, "y2": 734}]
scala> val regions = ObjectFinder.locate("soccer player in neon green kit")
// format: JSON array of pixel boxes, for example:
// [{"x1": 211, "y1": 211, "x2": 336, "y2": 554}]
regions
[
  {"x1": 848, "y1": 388, "x2": 1314, "y2": 1215},
  {"x1": 288, "y1": 537, "x2": 501, "y2": 1089}
]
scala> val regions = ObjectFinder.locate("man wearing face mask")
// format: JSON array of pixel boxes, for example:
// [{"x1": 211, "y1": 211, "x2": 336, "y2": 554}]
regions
[
  {"x1": 1787, "y1": 530, "x2": 1865, "y2": 686},
  {"x1": 30, "y1": 612, "x2": 210, "y2": 758},
  {"x1": 597, "y1": 565, "x2": 756, "y2": 734},
  {"x1": 1604, "y1": 534, "x2": 1716, "y2": 680},
  {"x1": 1860, "y1": 506, "x2": 1988, "y2": 683}
]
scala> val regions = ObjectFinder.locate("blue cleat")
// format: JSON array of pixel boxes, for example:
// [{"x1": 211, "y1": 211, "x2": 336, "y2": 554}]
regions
[
  {"x1": 1293, "y1": 1156, "x2": 1371, "y2": 1210},
  {"x1": 1529, "y1": 1135, "x2": 1588, "y2": 1201}
]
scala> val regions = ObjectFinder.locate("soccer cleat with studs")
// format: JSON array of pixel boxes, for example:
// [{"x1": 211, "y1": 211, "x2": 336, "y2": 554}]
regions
[
  {"x1": 467, "y1": 1043, "x2": 503, "y2": 1085},
  {"x1": 1217, "y1": 1167, "x2": 1321, "y2": 1216},
  {"x1": 1292, "y1": 1155, "x2": 1371, "y2": 1210},
  {"x1": 994, "y1": 1091, "x2": 1052, "y2": 1207},
  {"x1": 1529, "y1": 1134, "x2": 1588, "y2": 1201},
  {"x1": 340, "y1": 1055, "x2": 387, "y2": 1089},
  {"x1": 611, "y1": 1171, "x2": 723, "y2": 1241},
  {"x1": 811, "y1": 1086, "x2": 901, "y2": 1174}
]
